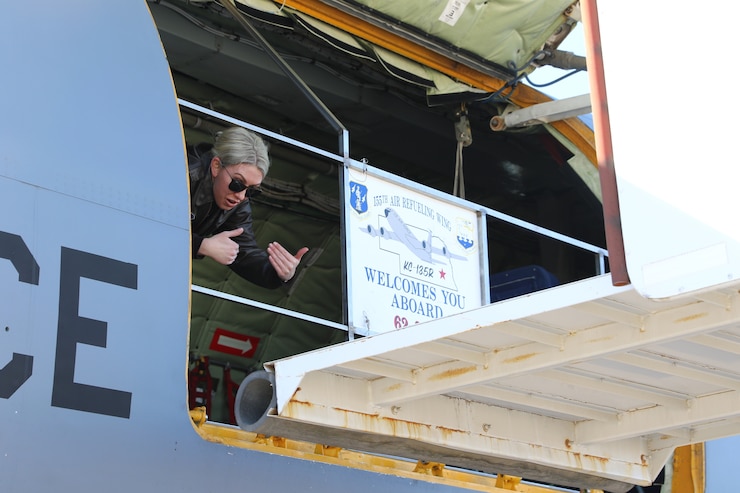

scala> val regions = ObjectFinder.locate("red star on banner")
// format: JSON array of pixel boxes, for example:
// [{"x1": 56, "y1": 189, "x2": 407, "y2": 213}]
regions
[{"x1": 439, "y1": 269, "x2": 446, "y2": 279}]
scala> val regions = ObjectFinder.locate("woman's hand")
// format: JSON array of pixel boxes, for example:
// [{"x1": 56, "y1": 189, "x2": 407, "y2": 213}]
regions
[
  {"x1": 267, "y1": 242, "x2": 309, "y2": 282},
  {"x1": 198, "y1": 228, "x2": 243, "y2": 265}
]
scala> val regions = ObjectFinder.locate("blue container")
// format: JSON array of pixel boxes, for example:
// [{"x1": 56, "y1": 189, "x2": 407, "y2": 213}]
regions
[{"x1": 490, "y1": 265, "x2": 559, "y2": 302}]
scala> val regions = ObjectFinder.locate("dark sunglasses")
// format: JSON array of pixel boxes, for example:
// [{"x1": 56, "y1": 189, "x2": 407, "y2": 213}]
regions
[{"x1": 222, "y1": 165, "x2": 263, "y2": 199}]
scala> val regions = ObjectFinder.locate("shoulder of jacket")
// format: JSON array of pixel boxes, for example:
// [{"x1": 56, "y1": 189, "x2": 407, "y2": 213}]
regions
[{"x1": 188, "y1": 143, "x2": 214, "y2": 180}]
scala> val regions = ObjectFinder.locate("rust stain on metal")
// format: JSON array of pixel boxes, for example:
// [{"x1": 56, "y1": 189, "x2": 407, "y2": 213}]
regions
[
  {"x1": 502, "y1": 352, "x2": 537, "y2": 364},
  {"x1": 560, "y1": 444, "x2": 615, "y2": 471},
  {"x1": 675, "y1": 312, "x2": 708, "y2": 323},
  {"x1": 381, "y1": 416, "x2": 430, "y2": 438},
  {"x1": 330, "y1": 406, "x2": 380, "y2": 419},
  {"x1": 583, "y1": 453, "x2": 609, "y2": 466},
  {"x1": 288, "y1": 399, "x2": 314, "y2": 407},
  {"x1": 429, "y1": 365, "x2": 477, "y2": 381},
  {"x1": 570, "y1": 452, "x2": 582, "y2": 468},
  {"x1": 288, "y1": 400, "x2": 444, "y2": 432},
  {"x1": 566, "y1": 452, "x2": 610, "y2": 470},
  {"x1": 586, "y1": 336, "x2": 613, "y2": 344},
  {"x1": 385, "y1": 382, "x2": 402, "y2": 393},
  {"x1": 323, "y1": 404, "x2": 468, "y2": 437},
  {"x1": 434, "y1": 424, "x2": 466, "y2": 436},
  {"x1": 287, "y1": 401, "x2": 474, "y2": 443}
]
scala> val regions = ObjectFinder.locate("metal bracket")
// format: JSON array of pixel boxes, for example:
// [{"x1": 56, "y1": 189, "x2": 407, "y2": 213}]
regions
[{"x1": 490, "y1": 93, "x2": 591, "y2": 131}]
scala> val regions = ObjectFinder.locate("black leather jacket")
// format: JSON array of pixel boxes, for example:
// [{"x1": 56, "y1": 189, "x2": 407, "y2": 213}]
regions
[{"x1": 189, "y1": 144, "x2": 283, "y2": 289}]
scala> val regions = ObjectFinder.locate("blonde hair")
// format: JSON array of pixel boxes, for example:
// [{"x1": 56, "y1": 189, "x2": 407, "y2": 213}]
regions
[{"x1": 213, "y1": 127, "x2": 270, "y2": 177}]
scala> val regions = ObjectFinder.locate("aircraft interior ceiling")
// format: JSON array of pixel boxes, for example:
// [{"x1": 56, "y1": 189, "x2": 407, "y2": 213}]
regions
[{"x1": 149, "y1": 0, "x2": 602, "y2": 424}]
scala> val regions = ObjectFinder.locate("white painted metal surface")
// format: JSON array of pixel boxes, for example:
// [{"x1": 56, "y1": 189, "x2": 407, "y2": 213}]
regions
[
  {"x1": 597, "y1": 2, "x2": 740, "y2": 299},
  {"x1": 257, "y1": 274, "x2": 740, "y2": 491}
]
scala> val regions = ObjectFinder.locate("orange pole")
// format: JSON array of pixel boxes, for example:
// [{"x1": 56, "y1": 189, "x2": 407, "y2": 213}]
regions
[{"x1": 581, "y1": 0, "x2": 629, "y2": 286}]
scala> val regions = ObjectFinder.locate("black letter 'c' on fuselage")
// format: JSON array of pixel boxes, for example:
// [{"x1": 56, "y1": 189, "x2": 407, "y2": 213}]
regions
[
  {"x1": 0, "y1": 231, "x2": 37, "y2": 399},
  {"x1": 52, "y1": 247, "x2": 138, "y2": 419}
]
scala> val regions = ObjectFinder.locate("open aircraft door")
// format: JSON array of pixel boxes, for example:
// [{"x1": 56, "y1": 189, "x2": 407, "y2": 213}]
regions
[{"x1": 589, "y1": 2, "x2": 740, "y2": 299}]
